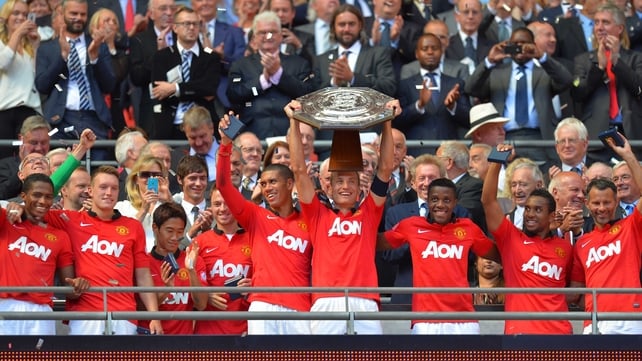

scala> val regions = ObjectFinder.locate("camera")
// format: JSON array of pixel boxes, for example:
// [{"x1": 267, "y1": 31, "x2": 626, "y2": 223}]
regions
[{"x1": 504, "y1": 43, "x2": 522, "y2": 55}]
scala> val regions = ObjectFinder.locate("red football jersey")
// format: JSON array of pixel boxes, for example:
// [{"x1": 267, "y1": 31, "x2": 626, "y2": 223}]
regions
[
  {"x1": 571, "y1": 209, "x2": 642, "y2": 328},
  {"x1": 138, "y1": 249, "x2": 207, "y2": 334},
  {"x1": 300, "y1": 195, "x2": 382, "y2": 304},
  {"x1": 492, "y1": 218, "x2": 573, "y2": 334},
  {"x1": 385, "y1": 216, "x2": 494, "y2": 326},
  {"x1": 46, "y1": 210, "x2": 149, "y2": 312},
  {"x1": 217, "y1": 143, "x2": 312, "y2": 311},
  {"x1": 0, "y1": 208, "x2": 73, "y2": 306},
  {"x1": 193, "y1": 228, "x2": 253, "y2": 334}
]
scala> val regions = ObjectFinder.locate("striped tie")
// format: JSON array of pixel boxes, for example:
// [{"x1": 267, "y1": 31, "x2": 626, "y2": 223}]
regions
[
  {"x1": 68, "y1": 39, "x2": 91, "y2": 110},
  {"x1": 178, "y1": 50, "x2": 194, "y2": 119}
]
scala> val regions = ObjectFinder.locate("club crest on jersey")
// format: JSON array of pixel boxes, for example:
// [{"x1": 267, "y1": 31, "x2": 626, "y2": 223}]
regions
[
  {"x1": 241, "y1": 245, "x2": 251, "y2": 257},
  {"x1": 453, "y1": 227, "x2": 466, "y2": 240},
  {"x1": 177, "y1": 268, "x2": 189, "y2": 281},
  {"x1": 115, "y1": 226, "x2": 129, "y2": 236},
  {"x1": 298, "y1": 221, "x2": 308, "y2": 231},
  {"x1": 555, "y1": 247, "x2": 566, "y2": 258},
  {"x1": 44, "y1": 233, "x2": 58, "y2": 242},
  {"x1": 609, "y1": 225, "x2": 621, "y2": 235}
]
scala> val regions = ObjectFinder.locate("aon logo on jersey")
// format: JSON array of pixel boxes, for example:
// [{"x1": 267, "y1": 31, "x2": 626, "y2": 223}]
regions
[
  {"x1": 328, "y1": 218, "x2": 362, "y2": 237},
  {"x1": 267, "y1": 230, "x2": 309, "y2": 253},
  {"x1": 164, "y1": 292, "x2": 189, "y2": 305},
  {"x1": 421, "y1": 241, "x2": 463, "y2": 259},
  {"x1": 586, "y1": 241, "x2": 621, "y2": 268},
  {"x1": 210, "y1": 259, "x2": 250, "y2": 278},
  {"x1": 81, "y1": 235, "x2": 124, "y2": 257},
  {"x1": 521, "y1": 255, "x2": 563, "y2": 280},
  {"x1": 8, "y1": 236, "x2": 52, "y2": 262}
]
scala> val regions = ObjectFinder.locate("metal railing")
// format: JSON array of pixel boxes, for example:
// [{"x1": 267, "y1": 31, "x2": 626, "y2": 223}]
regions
[{"x1": 3, "y1": 286, "x2": 642, "y2": 335}]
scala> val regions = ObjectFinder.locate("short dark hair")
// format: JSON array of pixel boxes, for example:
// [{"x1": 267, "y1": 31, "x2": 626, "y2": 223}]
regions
[
  {"x1": 177, "y1": 155, "x2": 208, "y2": 179},
  {"x1": 511, "y1": 27, "x2": 535, "y2": 43},
  {"x1": 528, "y1": 188, "x2": 556, "y2": 213},
  {"x1": 586, "y1": 178, "x2": 617, "y2": 199},
  {"x1": 153, "y1": 202, "x2": 187, "y2": 228},
  {"x1": 428, "y1": 178, "x2": 457, "y2": 196},
  {"x1": 22, "y1": 173, "x2": 53, "y2": 194},
  {"x1": 263, "y1": 163, "x2": 294, "y2": 181}
]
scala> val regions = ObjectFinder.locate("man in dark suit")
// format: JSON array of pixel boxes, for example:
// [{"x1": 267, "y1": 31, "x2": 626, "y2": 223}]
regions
[
  {"x1": 268, "y1": 0, "x2": 316, "y2": 66},
  {"x1": 465, "y1": 27, "x2": 573, "y2": 162},
  {"x1": 571, "y1": 2, "x2": 642, "y2": 160},
  {"x1": 401, "y1": 19, "x2": 469, "y2": 81},
  {"x1": 365, "y1": 0, "x2": 423, "y2": 65},
  {"x1": 626, "y1": 0, "x2": 642, "y2": 52},
  {"x1": 396, "y1": 33, "x2": 470, "y2": 156},
  {"x1": 537, "y1": 1, "x2": 579, "y2": 24},
  {"x1": 151, "y1": 6, "x2": 221, "y2": 140},
  {"x1": 479, "y1": 0, "x2": 526, "y2": 44},
  {"x1": 553, "y1": 0, "x2": 601, "y2": 64},
  {"x1": 35, "y1": 0, "x2": 115, "y2": 160},
  {"x1": 227, "y1": 11, "x2": 314, "y2": 140},
  {"x1": 192, "y1": 0, "x2": 246, "y2": 115},
  {"x1": 129, "y1": 0, "x2": 177, "y2": 139},
  {"x1": 445, "y1": 0, "x2": 493, "y2": 73}
]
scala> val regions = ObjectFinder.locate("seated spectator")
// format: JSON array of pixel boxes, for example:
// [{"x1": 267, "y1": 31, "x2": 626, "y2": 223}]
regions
[
  {"x1": 468, "y1": 143, "x2": 491, "y2": 180},
  {"x1": 115, "y1": 155, "x2": 173, "y2": 252},
  {"x1": 473, "y1": 256, "x2": 505, "y2": 305},
  {"x1": 141, "y1": 202, "x2": 207, "y2": 334},
  {"x1": 263, "y1": 141, "x2": 291, "y2": 169}
]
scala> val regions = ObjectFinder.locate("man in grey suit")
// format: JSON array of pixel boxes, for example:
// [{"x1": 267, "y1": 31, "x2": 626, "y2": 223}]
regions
[
  {"x1": 445, "y1": 0, "x2": 493, "y2": 73},
  {"x1": 465, "y1": 27, "x2": 573, "y2": 162},
  {"x1": 572, "y1": 2, "x2": 642, "y2": 160}
]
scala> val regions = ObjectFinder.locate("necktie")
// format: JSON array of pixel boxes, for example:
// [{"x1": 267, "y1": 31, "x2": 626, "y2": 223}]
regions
[
  {"x1": 571, "y1": 167, "x2": 581, "y2": 175},
  {"x1": 178, "y1": 50, "x2": 195, "y2": 118},
  {"x1": 68, "y1": 39, "x2": 91, "y2": 110},
  {"x1": 426, "y1": 72, "x2": 440, "y2": 106},
  {"x1": 242, "y1": 177, "x2": 252, "y2": 191},
  {"x1": 515, "y1": 65, "x2": 528, "y2": 126},
  {"x1": 605, "y1": 50, "x2": 620, "y2": 120},
  {"x1": 423, "y1": 4, "x2": 431, "y2": 19},
  {"x1": 191, "y1": 206, "x2": 200, "y2": 224},
  {"x1": 419, "y1": 203, "x2": 428, "y2": 217},
  {"x1": 388, "y1": 175, "x2": 397, "y2": 193},
  {"x1": 318, "y1": 23, "x2": 331, "y2": 55},
  {"x1": 498, "y1": 20, "x2": 509, "y2": 42},
  {"x1": 125, "y1": 0, "x2": 135, "y2": 32},
  {"x1": 465, "y1": 36, "x2": 476, "y2": 64},
  {"x1": 380, "y1": 21, "x2": 391, "y2": 47},
  {"x1": 624, "y1": 204, "x2": 635, "y2": 216},
  {"x1": 208, "y1": 23, "x2": 215, "y2": 43}
]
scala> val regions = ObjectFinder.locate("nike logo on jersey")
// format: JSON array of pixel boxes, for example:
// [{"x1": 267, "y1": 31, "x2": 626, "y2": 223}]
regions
[
  {"x1": 581, "y1": 240, "x2": 592, "y2": 248},
  {"x1": 267, "y1": 215, "x2": 278, "y2": 220},
  {"x1": 417, "y1": 229, "x2": 430, "y2": 234},
  {"x1": 205, "y1": 247, "x2": 219, "y2": 253},
  {"x1": 80, "y1": 222, "x2": 93, "y2": 227},
  {"x1": 523, "y1": 240, "x2": 535, "y2": 245}
]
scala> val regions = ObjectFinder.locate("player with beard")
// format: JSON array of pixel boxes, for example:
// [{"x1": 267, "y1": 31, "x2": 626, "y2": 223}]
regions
[
  {"x1": 379, "y1": 178, "x2": 497, "y2": 334},
  {"x1": 217, "y1": 114, "x2": 312, "y2": 335},
  {"x1": 194, "y1": 187, "x2": 253, "y2": 335},
  {"x1": 482, "y1": 143, "x2": 573, "y2": 335}
]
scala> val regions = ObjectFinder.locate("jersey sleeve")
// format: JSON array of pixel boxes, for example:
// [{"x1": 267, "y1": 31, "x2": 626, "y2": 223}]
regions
[
  {"x1": 132, "y1": 221, "x2": 149, "y2": 269},
  {"x1": 56, "y1": 231, "x2": 74, "y2": 268},
  {"x1": 468, "y1": 220, "x2": 495, "y2": 257},
  {"x1": 490, "y1": 217, "x2": 515, "y2": 250},
  {"x1": 299, "y1": 195, "x2": 322, "y2": 243},
  {"x1": 384, "y1": 219, "x2": 411, "y2": 249},
  {"x1": 195, "y1": 255, "x2": 208, "y2": 286},
  {"x1": 570, "y1": 245, "x2": 586, "y2": 284},
  {"x1": 50, "y1": 155, "x2": 80, "y2": 194}
]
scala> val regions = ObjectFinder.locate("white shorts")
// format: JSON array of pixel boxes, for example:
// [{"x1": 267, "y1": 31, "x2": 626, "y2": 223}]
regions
[
  {"x1": 583, "y1": 320, "x2": 642, "y2": 335},
  {"x1": 247, "y1": 301, "x2": 310, "y2": 335},
  {"x1": 69, "y1": 320, "x2": 137, "y2": 335},
  {"x1": 0, "y1": 298, "x2": 54, "y2": 335},
  {"x1": 310, "y1": 297, "x2": 382, "y2": 335},
  {"x1": 412, "y1": 322, "x2": 480, "y2": 335}
]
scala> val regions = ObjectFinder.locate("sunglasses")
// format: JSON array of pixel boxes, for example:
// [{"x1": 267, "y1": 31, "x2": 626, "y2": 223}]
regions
[{"x1": 138, "y1": 171, "x2": 163, "y2": 179}]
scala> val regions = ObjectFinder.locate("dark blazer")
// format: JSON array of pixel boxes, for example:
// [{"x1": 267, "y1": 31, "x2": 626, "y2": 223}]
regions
[
  {"x1": 227, "y1": 53, "x2": 314, "y2": 139},
  {"x1": 553, "y1": 17, "x2": 589, "y2": 64},
  {"x1": 537, "y1": 5, "x2": 564, "y2": 24},
  {"x1": 455, "y1": 172, "x2": 487, "y2": 233},
  {"x1": 151, "y1": 43, "x2": 221, "y2": 139},
  {"x1": 35, "y1": 35, "x2": 116, "y2": 127},
  {"x1": 627, "y1": 15, "x2": 642, "y2": 52},
  {"x1": 284, "y1": 28, "x2": 316, "y2": 67},
  {"x1": 210, "y1": 20, "x2": 246, "y2": 109},
  {"x1": 0, "y1": 156, "x2": 20, "y2": 200},
  {"x1": 400, "y1": 58, "x2": 469, "y2": 82},
  {"x1": 571, "y1": 49, "x2": 642, "y2": 158},
  {"x1": 464, "y1": 57, "x2": 573, "y2": 144},
  {"x1": 88, "y1": 0, "x2": 146, "y2": 36},
  {"x1": 364, "y1": 16, "x2": 423, "y2": 66},
  {"x1": 382, "y1": 201, "x2": 471, "y2": 304},
  {"x1": 129, "y1": 22, "x2": 177, "y2": 138},
  {"x1": 117, "y1": 169, "x2": 128, "y2": 202},
  {"x1": 445, "y1": 33, "x2": 494, "y2": 66},
  {"x1": 479, "y1": 14, "x2": 526, "y2": 45},
  {"x1": 395, "y1": 72, "x2": 470, "y2": 156}
]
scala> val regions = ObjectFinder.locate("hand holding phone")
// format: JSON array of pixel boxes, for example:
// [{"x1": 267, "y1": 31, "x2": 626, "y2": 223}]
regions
[
  {"x1": 488, "y1": 148, "x2": 511, "y2": 164},
  {"x1": 164, "y1": 253, "x2": 180, "y2": 275},
  {"x1": 224, "y1": 275, "x2": 243, "y2": 300},
  {"x1": 147, "y1": 177, "x2": 159, "y2": 193}
]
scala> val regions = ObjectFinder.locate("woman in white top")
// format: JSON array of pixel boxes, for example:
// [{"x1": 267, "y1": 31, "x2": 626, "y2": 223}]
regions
[
  {"x1": 0, "y1": 0, "x2": 41, "y2": 158},
  {"x1": 115, "y1": 155, "x2": 173, "y2": 252}
]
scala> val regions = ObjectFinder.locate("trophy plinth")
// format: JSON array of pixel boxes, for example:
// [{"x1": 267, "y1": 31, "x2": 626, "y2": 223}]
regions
[{"x1": 293, "y1": 87, "x2": 393, "y2": 171}]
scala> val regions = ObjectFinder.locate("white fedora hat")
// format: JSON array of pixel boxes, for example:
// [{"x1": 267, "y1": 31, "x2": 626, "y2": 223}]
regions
[{"x1": 464, "y1": 103, "x2": 509, "y2": 139}]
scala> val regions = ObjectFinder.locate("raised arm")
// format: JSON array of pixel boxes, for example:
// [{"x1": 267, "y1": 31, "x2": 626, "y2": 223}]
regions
[
  {"x1": 285, "y1": 101, "x2": 315, "y2": 204},
  {"x1": 482, "y1": 144, "x2": 513, "y2": 233},
  {"x1": 372, "y1": 100, "x2": 401, "y2": 206},
  {"x1": 607, "y1": 134, "x2": 642, "y2": 214}
]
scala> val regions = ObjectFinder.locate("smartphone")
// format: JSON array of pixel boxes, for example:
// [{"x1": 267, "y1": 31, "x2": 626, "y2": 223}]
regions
[
  {"x1": 222, "y1": 114, "x2": 245, "y2": 140},
  {"x1": 147, "y1": 177, "x2": 159, "y2": 193},
  {"x1": 598, "y1": 128, "x2": 625, "y2": 148},
  {"x1": 28, "y1": 12, "x2": 36, "y2": 22},
  {"x1": 488, "y1": 148, "x2": 511, "y2": 164},
  {"x1": 164, "y1": 253, "x2": 180, "y2": 275},
  {"x1": 504, "y1": 43, "x2": 522, "y2": 55},
  {"x1": 224, "y1": 275, "x2": 243, "y2": 301}
]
